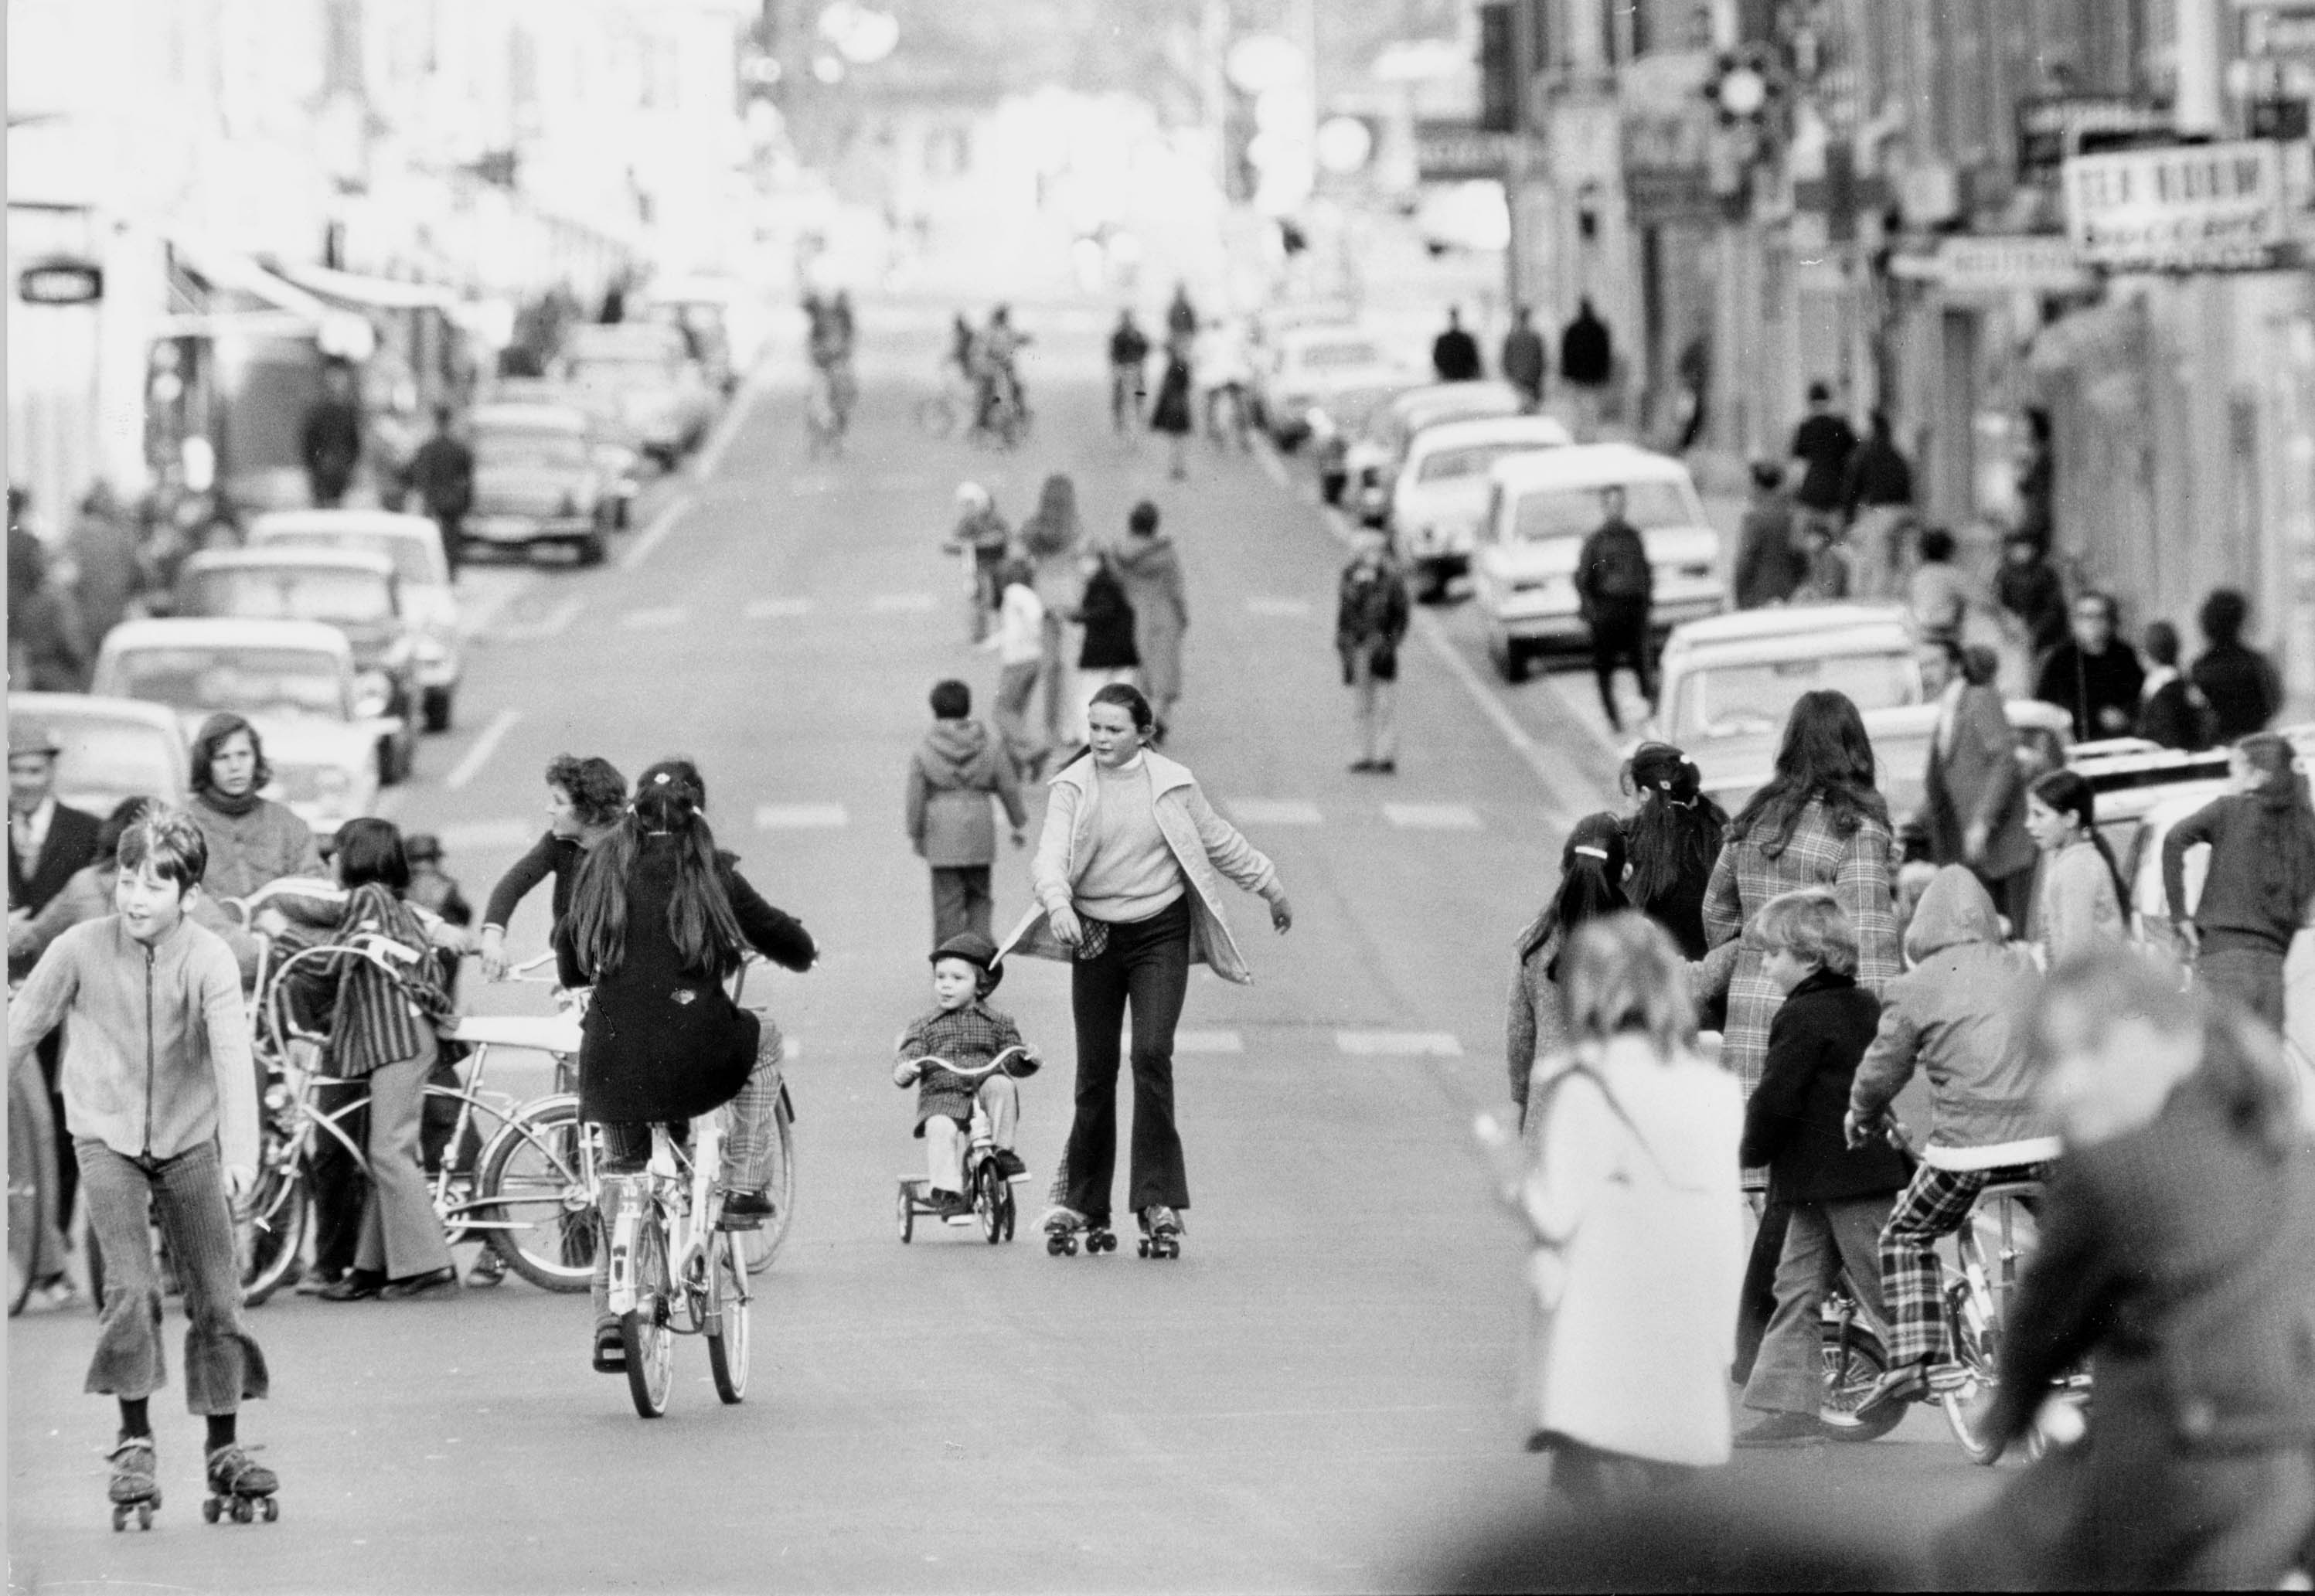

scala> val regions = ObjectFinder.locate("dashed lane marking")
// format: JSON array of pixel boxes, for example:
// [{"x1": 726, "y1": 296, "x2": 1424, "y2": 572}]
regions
[
  {"x1": 443, "y1": 709, "x2": 522, "y2": 792},
  {"x1": 870, "y1": 592, "x2": 936, "y2": 614},
  {"x1": 619, "y1": 606, "x2": 687, "y2": 630},
  {"x1": 618, "y1": 492, "x2": 695, "y2": 571},
  {"x1": 1336, "y1": 1030, "x2": 1465, "y2": 1057},
  {"x1": 1245, "y1": 597, "x2": 1311, "y2": 618},
  {"x1": 1174, "y1": 1030, "x2": 1245, "y2": 1054},
  {"x1": 1383, "y1": 801, "x2": 1483, "y2": 830},
  {"x1": 1227, "y1": 799, "x2": 1323, "y2": 825},
  {"x1": 432, "y1": 818, "x2": 537, "y2": 852},
  {"x1": 754, "y1": 802, "x2": 849, "y2": 829},
  {"x1": 495, "y1": 596, "x2": 584, "y2": 641},
  {"x1": 745, "y1": 597, "x2": 815, "y2": 619}
]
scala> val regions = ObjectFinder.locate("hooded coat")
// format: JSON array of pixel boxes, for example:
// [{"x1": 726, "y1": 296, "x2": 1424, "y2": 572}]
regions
[
  {"x1": 1848, "y1": 866, "x2": 2058, "y2": 1167},
  {"x1": 904, "y1": 718, "x2": 1026, "y2": 868},
  {"x1": 1110, "y1": 535, "x2": 1188, "y2": 703}
]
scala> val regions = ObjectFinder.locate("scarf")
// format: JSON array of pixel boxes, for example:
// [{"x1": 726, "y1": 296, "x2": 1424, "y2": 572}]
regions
[{"x1": 196, "y1": 785, "x2": 264, "y2": 820}]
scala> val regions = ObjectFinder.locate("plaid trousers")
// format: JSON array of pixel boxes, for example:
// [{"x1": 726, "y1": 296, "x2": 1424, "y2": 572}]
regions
[
  {"x1": 1879, "y1": 1160, "x2": 2050, "y2": 1366},
  {"x1": 720, "y1": 1019, "x2": 785, "y2": 1194}
]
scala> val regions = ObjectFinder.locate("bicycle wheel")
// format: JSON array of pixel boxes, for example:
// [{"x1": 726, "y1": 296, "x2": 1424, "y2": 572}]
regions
[
  {"x1": 740, "y1": 1092, "x2": 793, "y2": 1274},
  {"x1": 475, "y1": 1098, "x2": 596, "y2": 1293},
  {"x1": 977, "y1": 1162, "x2": 1004, "y2": 1246},
  {"x1": 621, "y1": 1209, "x2": 675, "y2": 1419},
  {"x1": 237, "y1": 1157, "x2": 308, "y2": 1308},
  {"x1": 1818, "y1": 1322, "x2": 1904, "y2": 1441},
  {"x1": 9, "y1": 1067, "x2": 54, "y2": 1317},
  {"x1": 706, "y1": 1230, "x2": 749, "y2": 1404}
]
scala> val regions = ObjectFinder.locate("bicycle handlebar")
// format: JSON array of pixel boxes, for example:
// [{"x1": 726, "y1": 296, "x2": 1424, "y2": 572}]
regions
[{"x1": 895, "y1": 1045, "x2": 1037, "y2": 1086}]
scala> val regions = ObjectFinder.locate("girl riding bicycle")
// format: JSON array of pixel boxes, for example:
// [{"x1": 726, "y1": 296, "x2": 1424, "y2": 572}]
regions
[
  {"x1": 893, "y1": 933, "x2": 1037, "y2": 1224},
  {"x1": 556, "y1": 762, "x2": 815, "y2": 1370}
]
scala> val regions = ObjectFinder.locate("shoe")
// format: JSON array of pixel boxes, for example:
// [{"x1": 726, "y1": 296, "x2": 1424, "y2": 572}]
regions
[
  {"x1": 1852, "y1": 1359, "x2": 1930, "y2": 1421},
  {"x1": 991, "y1": 1149, "x2": 1029, "y2": 1183},
  {"x1": 465, "y1": 1251, "x2": 506, "y2": 1288},
  {"x1": 379, "y1": 1266, "x2": 459, "y2": 1301},
  {"x1": 719, "y1": 1187, "x2": 775, "y2": 1231},
  {"x1": 1372, "y1": 760, "x2": 1396, "y2": 774},
  {"x1": 318, "y1": 1271, "x2": 385, "y2": 1302},
  {"x1": 1139, "y1": 1203, "x2": 1183, "y2": 1237},
  {"x1": 294, "y1": 1268, "x2": 345, "y2": 1298},
  {"x1": 591, "y1": 1315, "x2": 626, "y2": 1374},
  {"x1": 1735, "y1": 1411, "x2": 1826, "y2": 1448},
  {"x1": 1040, "y1": 1204, "x2": 1086, "y2": 1234},
  {"x1": 25, "y1": 1274, "x2": 78, "y2": 1313},
  {"x1": 932, "y1": 1189, "x2": 975, "y2": 1226}
]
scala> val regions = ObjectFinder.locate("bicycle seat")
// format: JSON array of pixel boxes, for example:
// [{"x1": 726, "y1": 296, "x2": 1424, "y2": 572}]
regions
[{"x1": 444, "y1": 1013, "x2": 583, "y2": 1055}]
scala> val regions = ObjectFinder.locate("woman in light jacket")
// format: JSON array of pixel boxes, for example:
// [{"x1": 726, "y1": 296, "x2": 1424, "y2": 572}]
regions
[
  {"x1": 1514, "y1": 913, "x2": 1743, "y2": 1499},
  {"x1": 1000, "y1": 683, "x2": 1292, "y2": 1253},
  {"x1": 2022, "y1": 768, "x2": 2129, "y2": 966}
]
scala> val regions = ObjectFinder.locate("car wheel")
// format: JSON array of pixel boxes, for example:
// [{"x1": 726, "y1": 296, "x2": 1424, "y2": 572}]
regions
[
  {"x1": 614, "y1": 498, "x2": 632, "y2": 530},
  {"x1": 574, "y1": 530, "x2": 608, "y2": 567},
  {"x1": 422, "y1": 686, "x2": 454, "y2": 734},
  {"x1": 1319, "y1": 472, "x2": 1346, "y2": 505},
  {"x1": 1492, "y1": 634, "x2": 1530, "y2": 684}
]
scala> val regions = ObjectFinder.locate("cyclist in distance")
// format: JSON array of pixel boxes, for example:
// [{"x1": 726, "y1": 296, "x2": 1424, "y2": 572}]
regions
[
  {"x1": 556, "y1": 762, "x2": 816, "y2": 1370},
  {"x1": 974, "y1": 305, "x2": 1030, "y2": 436},
  {"x1": 804, "y1": 291, "x2": 858, "y2": 438}
]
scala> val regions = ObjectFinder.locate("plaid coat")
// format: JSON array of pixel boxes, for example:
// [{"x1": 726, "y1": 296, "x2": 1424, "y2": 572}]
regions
[
  {"x1": 897, "y1": 1000, "x2": 1026, "y2": 1136},
  {"x1": 1697, "y1": 798, "x2": 1899, "y2": 1100}
]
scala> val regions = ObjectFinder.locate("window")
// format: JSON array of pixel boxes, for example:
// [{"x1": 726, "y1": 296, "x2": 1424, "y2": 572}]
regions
[
  {"x1": 1295, "y1": 341, "x2": 1381, "y2": 371},
  {"x1": 111, "y1": 648, "x2": 346, "y2": 720},
  {"x1": 183, "y1": 569, "x2": 396, "y2": 626},
  {"x1": 1508, "y1": 480, "x2": 1694, "y2": 541},
  {"x1": 1419, "y1": 441, "x2": 1553, "y2": 483},
  {"x1": 257, "y1": 531, "x2": 441, "y2": 586},
  {"x1": 476, "y1": 429, "x2": 590, "y2": 471},
  {"x1": 1674, "y1": 651, "x2": 1919, "y2": 740}
]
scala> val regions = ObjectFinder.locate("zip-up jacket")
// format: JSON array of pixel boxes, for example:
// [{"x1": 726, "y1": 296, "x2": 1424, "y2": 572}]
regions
[{"x1": 7, "y1": 914, "x2": 257, "y2": 1171}]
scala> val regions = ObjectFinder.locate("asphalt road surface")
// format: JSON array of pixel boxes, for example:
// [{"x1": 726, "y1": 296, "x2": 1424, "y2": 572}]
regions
[{"x1": 8, "y1": 312, "x2": 2010, "y2": 1594}]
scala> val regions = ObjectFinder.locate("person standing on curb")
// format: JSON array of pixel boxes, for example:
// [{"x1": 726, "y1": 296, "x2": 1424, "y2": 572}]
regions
[
  {"x1": 1500, "y1": 305, "x2": 1547, "y2": 411},
  {"x1": 1575, "y1": 485, "x2": 1654, "y2": 733},
  {"x1": 1001, "y1": 683, "x2": 1292, "y2": 1258},
  {"x1": 1336, "y1": 528, "x2": 1411, "y2": 774},
  {"x1": 905, "y1": 679, "x2": 1027, "y2": 945},
  {"x1": 1110, "y1": 502, "x2": 1188, "y2": 745},
  {"x1": 1787, "y1": 383, "x2": 1856, "y2": 548},
  {"x1": 1558, "y1": 299, "x2": 1613, "y2": 438}
]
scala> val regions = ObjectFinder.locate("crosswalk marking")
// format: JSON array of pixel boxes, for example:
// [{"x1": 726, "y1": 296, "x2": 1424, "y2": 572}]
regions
[
  {"x1": 745, "y1": 597, "x2": 815, "y2": 619},
  {"x1": 432, "y1": 818, "x2": 538, "y2": 852},
  {"x1": 1227, "y1": 799, "x2": 1323, "y2": 825},
  {"x1": 1173, "y1": 1030, "x2": 1245, "y2": 1054},
  {"x1": 619, "y1": 605, "x2": 686, "y2": 630},
  {"x1": 754, "y1": 802, "x2": 849, "y2": 829},
  {"x1": 869, "y1": 592, "x2": 935, "y2": 613},
  {"x1": 1245, "y1": 597, "x2": 1311, "y2": 618},
  {"x1": 1336, "y1": 1030, "x2": 1465, "y2": 1058},
  {"x1": 1383, "y1": 801, "x2": 1483, "y2": 831}
]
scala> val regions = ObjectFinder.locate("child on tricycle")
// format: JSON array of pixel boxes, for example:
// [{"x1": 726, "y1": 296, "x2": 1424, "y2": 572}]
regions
[{"x1": 893, "y1": 933, "x2": 1037, "y2": 1230}]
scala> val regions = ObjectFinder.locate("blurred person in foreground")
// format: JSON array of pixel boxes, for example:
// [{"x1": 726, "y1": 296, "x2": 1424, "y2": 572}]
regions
[
  {"x1": 1509, "y1": 914, "x2": 1742, "y2": 1499},
  {"x1": 1932, "y1": 955, "x2": 2315, "y2": 1591},
  {"x1": 2162, "y1": 732, "x2": 2315, "y2": 1031}
]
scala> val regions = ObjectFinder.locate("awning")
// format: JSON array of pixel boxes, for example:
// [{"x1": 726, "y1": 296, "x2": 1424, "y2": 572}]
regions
[{"x1": 272, "y1": 262, "x2": 464, "y2": 312}]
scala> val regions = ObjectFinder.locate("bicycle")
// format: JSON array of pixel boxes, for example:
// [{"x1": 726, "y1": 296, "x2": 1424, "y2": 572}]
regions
[{"x1": 893, "y1": 1045, "x2": 1036, "y2": 1246}]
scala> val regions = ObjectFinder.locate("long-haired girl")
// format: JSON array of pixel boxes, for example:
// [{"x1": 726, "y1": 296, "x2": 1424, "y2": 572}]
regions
[
  {"x1": 2023, "y1": 768, "x2": 2129, "y2": 965},
  {"x1": 1619, "y1": 742, "x2": 1728, "y2": 961},
  {"x1": 1507, "y1": 812, "x2": 1629, "y2": 1135}
]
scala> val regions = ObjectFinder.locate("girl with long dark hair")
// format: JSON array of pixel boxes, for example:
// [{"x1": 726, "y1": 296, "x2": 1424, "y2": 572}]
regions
[
  {"x1": 1619, "y1": 743, "x2": 1728, "y2": 961},
  {"x1": 557, "y1": 762, "x2": 816, "y2": 1368},
  {"x1": 1506, "y1": 812, "x2": 1628, "y2": 1136},
  {"x1": 2023, "y1": 769, "x2": 2129, "y2": 965},
  {"x1": 2161, "y1": 732, "x2": 2315, "y2": 1029}
]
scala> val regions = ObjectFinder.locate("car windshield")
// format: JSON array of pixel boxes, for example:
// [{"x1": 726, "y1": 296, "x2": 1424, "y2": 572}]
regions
[
  {"x1": 477, "y1": 430, "x2": 590, "y2": 471},
  {"x1": 183, "y1": 568, "x2": 394, "y2": 625},
  {"x1": 111, "y1": 647, "x2": 346, "y2": 720},
  {"x1": 42, "y1": 716, "x2": 178, "y2": 804},
  {"x1": 1295, "y1": 341, "x2": 1380, "y2": 371},
  {"x1": 569, "y1": 356, "x2": 674, "y2": 385},
  {"x1": 1674, "y1": 651, "x2": 1918, "y2": 740},
  {"x1": 1509, "y1": 482, "x2": 1694, "y2": 542},
  {"x1": 257, "y1": 531, "x2": 440, "y2": 585},
  {"x1": 1419, "y1": 441, "x2": 1553, "y2": 484}
]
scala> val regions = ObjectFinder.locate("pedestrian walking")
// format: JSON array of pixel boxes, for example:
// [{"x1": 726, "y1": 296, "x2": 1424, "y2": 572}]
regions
[
  {"x1": 1108, "y1": 309, "x2": 1150, "y2": 434},
  {"x1": 2162, "y1": 732, "x2": 2315, "y2": 1031},
  {"x1": 182, "y1": 713, "x2": 325, "y2": 906},
  {"x1": 1994, "y1": 531, "x2": 2070, "y2": 667},
  {"x1": 1149, "y1": 339, "x2": 1195, "y2": 482},
  {"x1": 1922, "y1": 642, "x2": 2035, "y2": 933},
  {"x1": 1003, "y1": 683, "x2": 1293, "y2": 1256},
  {"x1": 8, "y1": 809, "x2": 277, "y2": 1526},
  {"x1": 946, "y1": 482, "x2": 1011, "y2": 643},
  {"x1": 2023, "y1": 770, "x2": 2130, "y2": 968},
  {"x1": 1731, "y1": 461, "x2": 1804, "y2": 610},
  {"x1": 1500, "y1": 305, "x2": 1547, "y2": 410},
  {"x1": 981, "y1": 556, "x2": 1048, "y2": 780},
  {"x1": 2034, "y1": 590, "x2": 2144, "y2": 742},
  {"x1": 1843, "y1": 866, "x2": 2057, "y2": 1419},
  {"x1": 2136, "y1": 621, "x2": 2214, "y2": 750},
  {"x1": 1335, "y1": 527, "x2": 1411, "y2": 774},
  {"x1": 1508, "y1": 914, "x2": 1743, "y2": 1498},
  {"x1": 1732, "y1": 890, "x2": 1911, "y2": 1448},
  {"x1": 1787, "y1": 383, "x2": 1857, "y2": 548},
  {"x1": 2189, "y1": 587, "x2": 2285, "y2": 744},
  {"x1": 1574, "y1": 485, "x2": 1654, "y2": 732},
  {"x1": 1019, "y1": 475, "x2": 1085, "y2": 754},
  {"x1": 476, "y1": 754, "x2": 627, "y2": 982},
  {"x1": 1197, "y1": 318, "x2": 1252, "y2": 449},
  {"x1": 1905, "y1": 526, "x2": 1968, "y2": 648},
  {"x1": 1110, "y1": 501, "x2": 1187, "y2": 744},
  {"x1": 905, "y1": 679, "x2": 1027, "y2": 945},
  {"x1": 1934, "y1": 959, "x2": 2315, "y2": 1591},
  {"x1": 300, "y1": 362, "x2": 363, "y2": 509},
  {"x1": 1432, "y1": 308, "x2": 1483, "y2": 383},
  {"x1": 1558, "y1": 298, "x2": 1613, "y2": 437},
  {"x1": 1618, "y1": 742, "x2": 1728, "y2": 963},
  {"x1": 1072, "y1": 547, "x2": 1141, "y2": 746},
  {"x1": 1165, "y1": 281, "x2": 1198, "y2": 344},
  {"x1": 403, "y1": 406, "x2": 474, "y2": 577},
  {"x1": 1839, "y1": 410, "x2": 1913, "y2": 599},
  {"x1": 1506, "y1": 813, "x2": 1629, "y2": 1134}
]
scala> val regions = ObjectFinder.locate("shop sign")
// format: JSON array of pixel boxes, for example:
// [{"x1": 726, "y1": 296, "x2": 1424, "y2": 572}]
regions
[
  {"x1": 2242, "y1": 2, "x2": 2315, "y2": 62},
  {"x1": 1415, "y1": 121, "x2": 1513, "y2": 182},
  {"x1": 2017, "y1": 96, "x2": 2174, "y2": 182},
  {"x1": 1620, "y1": 51, "x2": 1720, "y2": 225},
  {"x1": 2064, "y1": 140, "x2": 2292, "y2": 271},
  {"x1": 17, "y1": 257, "x2": 104, "y2": 305},
  {"x1": 1889, "y1": 235, "x2": 2095, "y2": 295}
]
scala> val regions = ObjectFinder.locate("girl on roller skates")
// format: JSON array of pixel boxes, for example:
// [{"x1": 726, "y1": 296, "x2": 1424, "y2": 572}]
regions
[
  {"x1": 7, "y1": 809, "x2": 277, "y2": 1527},
  {"x1": 893, "y1": 932, "x2": 1037, "y2": 1224},
  {"x1": 997, "y1": 683, "x2": 1292, "y2": 1257}
]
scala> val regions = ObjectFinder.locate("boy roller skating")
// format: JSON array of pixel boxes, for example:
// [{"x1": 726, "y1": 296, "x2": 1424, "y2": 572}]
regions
[
  {"x1": 9, "y1": 811, "x2": 278, "y2": 1528},
  {"x1": 894, "y1": 934, "x2": 1036, "y2": 1225}
]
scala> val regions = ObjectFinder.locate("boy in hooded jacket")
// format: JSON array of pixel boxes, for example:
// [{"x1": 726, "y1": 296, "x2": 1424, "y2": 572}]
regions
[
  {"x1": 1843, "y1": 866, "x2": 2061, "y2": 1417},
  {"x1": 906, "y1": 679, "x2": 1028, "y2": 944}
]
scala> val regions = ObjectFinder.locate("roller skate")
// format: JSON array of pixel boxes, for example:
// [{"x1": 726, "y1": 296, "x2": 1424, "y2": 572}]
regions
[
  {"x1": 107, "y1": 1436, "x2": 160, "y2": 1531},
  {"x1": 1042, "y1": 1206, "x2": 1118, "y2": 1257},
  {"x1": 1136, "y1": 1205, "x2": 1183, "y2": 1261},
  {"x1": 201, "y1": 1443, "x2": 278, "y2": 1524}
]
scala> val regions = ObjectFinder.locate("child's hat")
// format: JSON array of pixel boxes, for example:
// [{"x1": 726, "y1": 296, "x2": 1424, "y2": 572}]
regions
[{"x1": 930, "y1": 931, "x2": 1003, "y2": 992}]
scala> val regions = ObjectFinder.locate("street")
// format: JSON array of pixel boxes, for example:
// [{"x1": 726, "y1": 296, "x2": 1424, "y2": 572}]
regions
[{"x1": 7, "y1": 318, "x2": 2013, "y2": 1593}]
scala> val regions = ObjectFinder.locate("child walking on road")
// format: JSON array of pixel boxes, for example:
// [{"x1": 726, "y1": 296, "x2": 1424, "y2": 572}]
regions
[
  {"x1": 904, "y1": 679, "x2": 1027, "y2": 944},
  {"x1": 893, "y1": 933, "x2": 1037, "y2": 1224},
  {"x1": 7, "y1": 808, "x2": 277, "y2": 1526}
]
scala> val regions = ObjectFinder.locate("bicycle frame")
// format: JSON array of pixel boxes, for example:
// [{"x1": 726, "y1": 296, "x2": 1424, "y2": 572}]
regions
[{"x1": 604, "y1": 1112, "x2": 723, "y2": 1326}]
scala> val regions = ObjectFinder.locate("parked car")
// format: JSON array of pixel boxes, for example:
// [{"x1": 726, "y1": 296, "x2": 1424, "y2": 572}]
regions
[
  {"x1": 172, "y1": 548, "x2": 419, "y2": 781},
  {"x1": 1387, "y1": 413, "x2": 1573, "y2": 600},
  {"x1": 558, "y1": 323, "x2": 715, "y2": 466},
  {"x1": 1645, "y1": 602, "x2": 2074, "y2": 824},
  {"x1": 5, "y1": 693, "x2": 189, "y2": 815},
  {"x1": 1346, "y1": 380, "x2": 1530, "y2": 527},
  {"x1": 1474, "y1": 444, "x2": 1727, "y2": 682},
  {"x1": 492, "y1": 379, "x2": 645, "y2": 526},
  {"x1": 246, "y1": 509, "x2": 463, "y2": 732},
  {"x1": 1255, "y1": 325, "x2": 1407, "y2": 451},
  {"x1": 90, "y1": 618, "x2": 395, "y2": 830},
  {"x1": 467, "y1": 403, "x2": 618, "y2": 567}
]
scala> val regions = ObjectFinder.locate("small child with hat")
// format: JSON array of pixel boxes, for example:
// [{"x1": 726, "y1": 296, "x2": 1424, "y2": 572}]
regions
[{"x1": 893, "y1": 932, "x2": 1038, "y2": 1224}]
